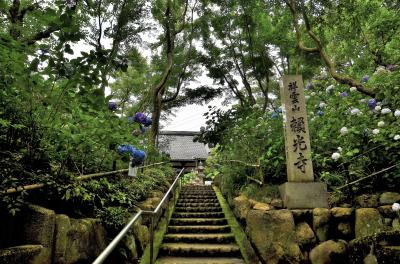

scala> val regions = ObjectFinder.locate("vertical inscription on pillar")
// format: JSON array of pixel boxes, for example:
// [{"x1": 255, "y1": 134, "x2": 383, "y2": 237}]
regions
[{"x1": 281, "y1": 75, "x2": 314, "y2": 182}]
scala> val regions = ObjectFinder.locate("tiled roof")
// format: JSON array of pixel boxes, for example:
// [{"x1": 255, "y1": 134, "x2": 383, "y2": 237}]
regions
[{"x1": 158, "y1": 131, "x2": 209, "y2": 161}]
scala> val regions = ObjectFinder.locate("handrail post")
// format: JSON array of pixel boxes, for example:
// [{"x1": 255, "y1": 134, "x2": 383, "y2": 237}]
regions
[{"x1": 149, "y1": 213, "x2": 154, "y2": 264}]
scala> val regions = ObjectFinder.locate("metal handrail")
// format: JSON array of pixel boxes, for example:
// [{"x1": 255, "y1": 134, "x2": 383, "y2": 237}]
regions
[
  {"x1": 92, "y1": 168, "x2": 185, "y2": 264},
  {"x1": 92, "y1": 210, "x2": 143, "y2": 264}
]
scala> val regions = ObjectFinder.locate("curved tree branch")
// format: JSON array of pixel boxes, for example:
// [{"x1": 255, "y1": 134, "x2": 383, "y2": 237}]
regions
[{"x1": 285, "y1": 0, "x2": 375, "y2": 97}]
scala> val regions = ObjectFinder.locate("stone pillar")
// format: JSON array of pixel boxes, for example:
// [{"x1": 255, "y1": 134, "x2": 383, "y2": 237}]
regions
[{"x1": 279, "y1": 75, "x2": 328, "y2": 209}]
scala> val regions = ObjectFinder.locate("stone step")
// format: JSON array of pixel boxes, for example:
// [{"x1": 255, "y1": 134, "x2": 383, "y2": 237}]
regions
[
  {"x1": 181, "y1": 187, "x2": 214, "y2": 190},
  {"x1": 159, "y1": 243, "x2": 241, "y2": 257},
  {"x1": 172, "y1": 212, "x2": 225, "y2": 218},
  {"x1": 168, "y1": 225, "x2": 231, "y2": 234},
  {"x1": 178, "y1": 199, "x2": 219, "y2": 203},
  {"x1": 175, "y1": 207, "x2": 222, "y2": 212},
  {"x1": 0, "y1": 245, "x2": 43, "y2": 264},
  {"x1": 170, "y1": 218, "x2": 227, "y2": 226},
  {"x1": 180, "y1": 192, "x2": 215, "y2": 195},
  {"x1": 163, "y1": 233, "x2": 235, "y2": 244},
  {"x1": 156, "y1": 256, "x2": 245, "y2": 264},
  {"x1": 176, "y1": 202, "x2": 220, "y2": 208},
  {"x1": 179, "y1": 195, "x2": 217, "y2": 199}
]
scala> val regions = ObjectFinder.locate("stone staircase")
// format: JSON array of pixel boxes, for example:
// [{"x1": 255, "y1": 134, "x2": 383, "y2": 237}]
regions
[{"x1": 157, "y1": 185, "x2": 244, "y2": 264}]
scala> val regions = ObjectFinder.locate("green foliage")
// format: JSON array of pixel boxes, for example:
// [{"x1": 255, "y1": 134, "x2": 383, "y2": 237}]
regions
[{"x1": 181, "y1": 172, "x2": 197, "y2": 185}]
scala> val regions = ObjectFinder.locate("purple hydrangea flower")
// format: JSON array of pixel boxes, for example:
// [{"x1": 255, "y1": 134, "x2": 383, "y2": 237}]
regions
[
  {"x1": 361, "y1": 75, "x2": 369, "y2": 83},
  {"x1": 367, "y1": 98, "x2": 377, "y2": 109},
  {"x1": 108, "y1": 101, "x2": 118, "y2": 111},
  {"x1": 134, "y1": 112, "x2": 146, "y2": 123},
  {"x1": 340, "y1": 92, "x2": 348, "y2": 97},
  {"x1": 387, "y1": 64, "x2": 398, "y2": 72}
]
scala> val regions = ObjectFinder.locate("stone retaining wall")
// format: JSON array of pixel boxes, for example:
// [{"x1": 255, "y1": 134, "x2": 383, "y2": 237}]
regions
[
  {"x1": 229, "y1": 192, "x2": 400, "y2": 264},
  {"x1": 0, "y1": 191, "x2": 168, "y2": 264}
]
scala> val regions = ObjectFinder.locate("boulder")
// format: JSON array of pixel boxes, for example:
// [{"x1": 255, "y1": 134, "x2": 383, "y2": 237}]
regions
[
  {"x1": 63, "y1": 218, "x2": 107, "y2": 264},
  {"x1": 246, "y1": 209, "x2": 302, "y2": 264},
  {"x1": 309, "y1": 240, "x2": 349, "y2": 264},
  {"x1": 0, "y1": 245, "x2": 44, "y2": 264},
  {"x1": 140, "y1": 197, "x2": 162, "y2": 210},
  {"x1": 53, "y1": 214, "x2": 71, "y2": 263},
  {"x1": 313, "y1": 208, "x2": 331, "y2": 242},
  {"x1": 253, "y1": 202, "x2": 273, "y2": 211},
  {"x1": 232, "y1": 195, "x2": 251, "y2": 222},
  {"x1": 248, "y1": 199, "x2": 259, "y2": 207},
  {"x1": 271, "y1": 198, "x2": 284, "y2": 208},
  {"x1": 355, "y1": 208, "x2": 385, "y2": 238},
  {"x1": 133, "y1": 222, "x2": 149, "y2": 253},
  {"x1": 331, "y1": 207, "x2": 353, "y2": 219},
  {"x1": 356, "y1": 194, "x2": 379, "y2": 208},
  {"x1": 21, "y1": 204, "x2": 56, "y2": 264},
  {"x1": 296, "y1": 222, "x2": 316, "y2": 248},
  {"x1": 124, "y1": 234, "x2": 139, "y2": 262},
  {"x1": 379, "y1": 192, "x2": 400, "y2": 205}
]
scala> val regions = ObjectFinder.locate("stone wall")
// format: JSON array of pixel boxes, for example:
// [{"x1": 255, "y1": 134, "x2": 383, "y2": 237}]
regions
[
  {"x1": 0, "y1": 190, "x2": 168, "y2": 264},
  {"x1": 230, "y1": 192, "x2": 400, "y2": 264}
]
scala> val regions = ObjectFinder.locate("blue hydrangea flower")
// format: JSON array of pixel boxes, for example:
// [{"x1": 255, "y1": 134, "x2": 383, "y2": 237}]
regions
[
  {"x1": 361, "y1": 75, "x2": 369, "y2": 83},
  {"x1": 367, "y1": 99, "x2": 377, "y2": 109},
  {"x1": 317, "y1": 110, "x2": 324, "y2": 116},
  {"x1": 108, "y1": 101, "x2": 118, "y2": 111},
  {"x1": 143, "y1": 116, "x2": 152, "y2": 127},
  {"x1": 127, "y1": 116, "x2": 134, "y2": 123},
  {"x1": 276, "y1": 107, "x2": 282, "y2": 113},
  {"x1": 140, "y1": 125, "x2": 146, "y2": 133},
  {"x1": 340, "y1": 92, "x2": 348, "y2": 97},
  {"x1": 117, "y1": 144, "x2": 146, "y2": 165},
  {"x1": 271, "y1": 112, "x2": 279, "y2": 119},
  {"x1": 305, "y1": 82, "x2": 314, "y2": 90}
]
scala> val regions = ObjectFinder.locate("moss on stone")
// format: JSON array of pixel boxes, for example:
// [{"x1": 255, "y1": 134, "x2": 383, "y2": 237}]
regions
[{"x1": 214, "y1": 186, "x2": 259, "y2": 264}]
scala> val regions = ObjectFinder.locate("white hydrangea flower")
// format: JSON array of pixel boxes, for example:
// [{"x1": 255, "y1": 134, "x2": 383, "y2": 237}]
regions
[
  {"x1": 311, "y1": 92, "x2": 316, "y2": 96},
  {"x1": 394, "y1": 135, "x2": 400, "y2": 140},
  {"x1": 375, "y1": 105, "x2": 382, "y2": 111},
  {"x1": 331, "y1": 152, "x2": 341, "y2": 160},
  {"x1": 372, "y1": 129, "x2": 380, "y2": 135},
  {"x1": 381, "y1": 108, "x2": 392, "y2": 114},
  {"x1": 394, "y1": 110, "x2": 400, "y2": 117},
  {"x1": 340, "y1": 127, "x2": 348, "y2": 135},
  {"x1": 350, "y1": 108, "x2": 361, "y2": 115},
  {"x1": 319, "y1": 101, "x2": 326, "y2": 108},
  {"x1": 337, "y1": 147, "x2": 343, "y2": 152},
  {"x1": 377, "y1": 121, "x2": 385, "y2": 127},
  {"x1": 305, "y1": 95, "x2": 310, "y2": 101},
  {"x1": 325, "y1": 85, "x2": 334, "y2": 93},
  {"x1": 359, "y1": 99, "x2": 367, "y2": 103},
  {"x1": 393, "y1": 203, "x2": 400, "y2": 212},
  {"x1": 350, "y1": 87, "x2": 357, "y2": 92}
]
